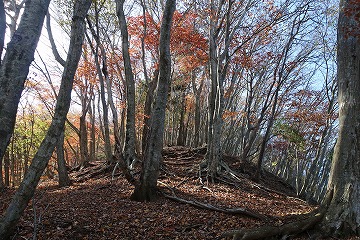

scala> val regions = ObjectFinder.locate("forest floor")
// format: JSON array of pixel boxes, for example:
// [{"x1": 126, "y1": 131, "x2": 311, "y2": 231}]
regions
[{"x1": 1, "y1": 146, "x2": 353, "y2": 240}]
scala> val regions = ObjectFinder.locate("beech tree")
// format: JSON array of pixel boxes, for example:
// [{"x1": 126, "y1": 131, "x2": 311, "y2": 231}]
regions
[
  {"x1": 131, "y1": 0, "x2": 176, "y2": 201},
  {"x1": 115, "y1": 0, "x2": 137, "y2": 168},
  {"x1": 0, "y1": 0, "x2": 92, "y2": 238},
  {"x1": 319, "y1": 0, "x2": 360, "y2": 236}
]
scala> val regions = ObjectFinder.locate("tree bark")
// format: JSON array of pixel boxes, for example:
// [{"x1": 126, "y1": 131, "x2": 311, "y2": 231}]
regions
[
  {"x1": 319, "y1": 0, "x2": 360, "y2": 236},
  {"x1": 57, "y1": 130, "x2": 71, "y2": 187},
  {"x1": 191, "y1": 70, "x2": 204, "y2": 148},
  {"x1": 177, "y1": 91, "x2": 186, "y2": 146},
  {"x1": 142, "y1": 69, "x2": 159, "y2": 153},
  {"x1": 0, "y1": 1, "x2": 91, "y2": 238},
  {"x1": 116, "y1": 0, "x2": 137, "y2": 168},
  {"x1": 131, "y1": 0, "x2": 176, "y2": 202}
]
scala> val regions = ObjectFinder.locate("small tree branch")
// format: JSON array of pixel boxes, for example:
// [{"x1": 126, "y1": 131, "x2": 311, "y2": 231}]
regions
[{"x1": 46, "y1": 11, "x2": 66, "y2": 67}]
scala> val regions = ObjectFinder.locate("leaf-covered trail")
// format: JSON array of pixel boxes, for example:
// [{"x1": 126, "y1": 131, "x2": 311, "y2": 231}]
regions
[{"x1": 1, "y1": 147, "x2": 316, "y2": 239}]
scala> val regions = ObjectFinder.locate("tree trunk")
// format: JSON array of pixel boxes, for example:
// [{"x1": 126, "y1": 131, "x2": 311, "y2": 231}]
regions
[
  {"x1": 0, "y1": 159, "x2": 4, "y2": 190},
  {"x1": 4, "y1": 150, "x2": 9, "y2": 187},
  {"x1": 57, "y1": 130, "x2": 71, "y2": 187},
  {"x1": 191, "y1": 71, "x2": 203, "y2": 148},
  {"x1": 0, "y1": 0, "x2": 51, "y2": 166},
  {"x1": 177, "y1": 91, "x2": 186, "y2": 146},
  {"x1": 79, "y1": 113, "x2": 89, "y2": 166},
  {"x1": 95, "y1": 51, "x2": 112, "y2": 163},
  {"x1": 142, "y1": 70, "x2": 159, "y2": 154},
  {"x1": 319, "y1": 0, "x2": 360, "y2": 236},
  {"x1": 89, "y1": 103, "x2": 96, "y2": 162},
  {"x1": 131, "y1": 0, "x2": 176, "y2": 202},
  {"x1": 116, "y1": 0, "x2": 137, "y2": 168},
  {"x1": 0, "y1": 1, "x2": 91, "y2": 238},
  {"x1": 205, "y1": 0, "x2": 226, "y2": 180}
]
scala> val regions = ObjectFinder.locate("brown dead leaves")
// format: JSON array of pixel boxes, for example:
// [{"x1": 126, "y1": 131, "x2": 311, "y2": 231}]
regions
[{"x1": 1, "y1": 147, "x2": 316, "y2": 239}]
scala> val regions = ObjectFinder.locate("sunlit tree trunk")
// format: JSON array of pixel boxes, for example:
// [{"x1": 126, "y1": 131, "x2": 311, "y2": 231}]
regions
[
  {"x1": 0, "y1": 0, "x2": 91, "y2": 238},
  {"x1": 191, "y1": 70, "x2": 204, "y2": 148},
  {"x1": 319, "y1": 0, "x2": 360, "y2": 236},
  {"x1": 131, "y1": 0, "x2": 176, "y2": 202}
]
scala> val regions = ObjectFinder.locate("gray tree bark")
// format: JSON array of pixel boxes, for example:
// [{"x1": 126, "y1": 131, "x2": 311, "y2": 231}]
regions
[
  {"x1": 57, "y1": 130, "x2": 71, "y2": 187},
  {"x1": 0, "y1": 0, "x2": 92, "y2": 238},
  {"x1": 191, "y1": 70, "x2": 204, "y2": 148},
  {"x1": 0, "y1": 0, "x2": 51, "y2": 183},
  {"x1": 116, "y1": 0, "x2": 137, "y2": 168},
  {"x1": 319, "y1": 0, "x2": 360, "y2": 236},
  {"x1": 131, "y1": 0, "x2": 176, "y2": 202}
]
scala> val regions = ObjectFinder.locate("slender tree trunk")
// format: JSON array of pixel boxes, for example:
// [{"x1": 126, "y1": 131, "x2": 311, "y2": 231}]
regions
[
  {"x1": 89, "y1": 103, "x2": 96, "y2": 162},
  {"x1": 57, "y1": 130, "x2": 71, "y2": 187},
  {"x1": 0, "y1": 1, "x2": 91, "y2": 238},
  {"x1": 255, "y1": 87, "x2": 280, "y2": 181},
  {"x1": 86, "y1": 21, "x2": 113, "y2": 163},
  {"x1": 116, "y1": 0, "x2": 137, "y2": 168},
  {"x1": 206, "y1": 0, "x2": 219, "y2": 179},
  {"x1": 177, "y1": 91, "x2": 186, "y2": 146},
  {"x1": 191, "y1": 71, "x2": 203, "y2": 148},
  {"x1": 0, "y1": 158, "x2": 4, "y2": 190},
  {"x1": 131, "y1": 0, "x2": 176, "y2": 202},
  {"x1": 79, "y1": 113, "x2": 89, "y2": 166},
  {"x1": 4, "y1": 151, "x2": 9, "y2": 187},
  {"x1": 96, "y1": 56, "x2": 112, "y2": 163},
  {"x1": 142, "y1": 70, "x2": 159, "y2": 153},
  {"x1": 319, "y1": 0, "x2": 360, "y2": 236}
]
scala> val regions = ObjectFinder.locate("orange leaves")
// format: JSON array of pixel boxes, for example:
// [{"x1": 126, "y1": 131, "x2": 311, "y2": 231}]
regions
[
  {"x1": 222, "y1": 110, "x2": 239, "y2": 121},
  {"x1": 127, "y1": 10, "x2": 208, "y2": 72}
]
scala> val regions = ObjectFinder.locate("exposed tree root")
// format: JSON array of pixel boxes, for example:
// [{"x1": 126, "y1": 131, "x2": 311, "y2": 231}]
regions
[
  {"x1": 219, "y1": 190, "x2": 334, "y2": 240},
  {"x1": 71, "y1": 164, "x2": 113, "y2": 182},
  {"x1": 220, "y1": 208, "x2": 325, "y2": 240},
  {"x1": 111, "y1": 149, "x2": 138, "y2": 185},
  {"x1": 160, "y1": 184, "x2": 269, "y2": 221}
]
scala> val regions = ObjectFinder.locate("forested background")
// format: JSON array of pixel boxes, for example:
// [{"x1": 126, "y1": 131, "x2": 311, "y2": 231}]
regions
[
  {"x1": 3, "y1": 0, "x2": 338, "y2": 200},
  {"x1": 1, "y1": 0, "x2": 338, "y2": 203}
]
